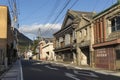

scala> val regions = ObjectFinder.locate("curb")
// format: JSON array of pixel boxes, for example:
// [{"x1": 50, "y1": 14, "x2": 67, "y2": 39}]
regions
[{"x1": 48, "y1": 61, "x2": 120, "y2": 77}]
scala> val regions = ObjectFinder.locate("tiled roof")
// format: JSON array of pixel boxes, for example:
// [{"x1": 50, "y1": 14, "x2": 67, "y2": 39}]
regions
[{"x1": 68, "y1": 10, "x2": 94, "y2": 19}]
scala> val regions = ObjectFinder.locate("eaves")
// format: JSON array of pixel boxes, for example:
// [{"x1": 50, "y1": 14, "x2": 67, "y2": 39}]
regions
[{"x1": 93, "y1": 2, "x2": 120, "y2": 20}]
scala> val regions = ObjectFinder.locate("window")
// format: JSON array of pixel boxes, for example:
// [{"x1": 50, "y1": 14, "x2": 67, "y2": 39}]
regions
[
  {"x1": 65, "y1": 34, "x2": 70, "y2": 45},
  {"x1": 111, "y1": 16, "x2": 120, "y2": 32},
  {"x1": 116, "y1": 16, "x2": 120, "y2": 30},
  {"x1": 61, "y1": 41, "x2": 64, "y2": 48},
  {"x1": 116, "y1": 50, "x2": 120, "y2": 60}
]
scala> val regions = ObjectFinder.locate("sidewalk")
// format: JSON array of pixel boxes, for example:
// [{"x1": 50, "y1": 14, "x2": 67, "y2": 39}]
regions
[
  {"x1": 49, "y1": 61, "x2": 120, "y2": 77},
  {"x1": 0, "y1": 60, "x2": 23, "y2": 80}
]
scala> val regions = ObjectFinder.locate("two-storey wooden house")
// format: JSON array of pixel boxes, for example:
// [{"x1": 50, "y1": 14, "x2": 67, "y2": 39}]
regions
[
  {"x1": 54, "y1": 10, "x2": 94, "y2": 65},
  {"x1": 54, "y1": 10, "x2": 81, "y2": 63},
  {"x1": 93, "y1": 0, "x2": 120, "y2": 70}
]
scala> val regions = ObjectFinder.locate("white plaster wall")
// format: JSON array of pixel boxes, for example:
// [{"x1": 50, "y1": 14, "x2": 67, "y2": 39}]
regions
[
  {"x1": 42, "y1": 43, "x2": 55, "y2": 60},
  {"x1": 56, "y1": 40, "x2": 59, "y2": 48},
  {"x1": 59, "y1": 37, "x2": 63, "y2": 47},
  {"x1": 81, "y1": 52, "x2": 87, "y2": 65},
  {"x1": 65, "y1": 34, "x2": 70, "y2": 45}
]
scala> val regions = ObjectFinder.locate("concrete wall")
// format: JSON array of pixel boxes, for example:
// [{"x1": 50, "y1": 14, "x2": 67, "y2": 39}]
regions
[
  {"x1": 0, "y1": 6, "x2": 7, "y2": 39},
  {"x1": 0, "y1": 6, "x2": 8, "y2": 66},
  {"x1": 42, "y1": 42, "x2": 55, "y2": 61},
  {"x1": 0, "y1": 6, "x2": 13, "y2": 69}
]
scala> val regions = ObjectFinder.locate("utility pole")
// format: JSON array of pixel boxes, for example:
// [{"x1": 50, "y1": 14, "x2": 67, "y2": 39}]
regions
[
  {"x1": 12, "y1": 0, "x2": 19, "y2": 60},
  {"x1": 38, "y1": 28, "x2": 43, "y2": 41},
  {"x1": 13, "y1": 0, "x2": 19, "y2": 29},
  {"x1": 37, "y1": 28, "x2": 43, "y2": 60}
]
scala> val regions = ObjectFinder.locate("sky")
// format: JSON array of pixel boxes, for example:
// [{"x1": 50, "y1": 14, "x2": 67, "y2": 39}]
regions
[{"x1": 0, "y1": 0, "x2": 117, "y2": 40}]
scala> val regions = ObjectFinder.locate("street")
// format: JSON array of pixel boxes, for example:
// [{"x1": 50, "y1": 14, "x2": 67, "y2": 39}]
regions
[{"x1": 21, "y1": 60, "x2": 120, "y2": 80}]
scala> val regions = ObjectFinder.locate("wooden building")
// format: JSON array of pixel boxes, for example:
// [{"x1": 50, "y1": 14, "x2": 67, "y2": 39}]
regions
[
  {"x1": 93, "y1": 0, "x2": 120, "y2": 70},
  {"x1": 76, "y1": 12, "x2": 94, "y2": 66},
  {"x1": 54, "y1": 10, "x2": 94, "y2": 64},
  {"x1": 54, "y1": 10, "x2": 80, "y2": 63}
]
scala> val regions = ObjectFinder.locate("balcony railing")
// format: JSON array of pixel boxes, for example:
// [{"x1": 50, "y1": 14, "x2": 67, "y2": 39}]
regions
[{"x1": 54, "y1": 42, "x2": 76, "y2": 50}]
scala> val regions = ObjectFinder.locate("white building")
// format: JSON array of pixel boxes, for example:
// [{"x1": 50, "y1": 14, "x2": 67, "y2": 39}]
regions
[
  {"x1": 26, "y1": 50, "x2": 32, "y2": 59},
  {"x1": 39, "y1": 40, "x2": 55, "y2": 61}
]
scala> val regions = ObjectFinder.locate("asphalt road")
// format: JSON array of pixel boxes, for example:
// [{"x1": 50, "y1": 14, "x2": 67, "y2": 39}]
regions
[{"x1": 21, "y1": 60, "x2": 120, "y2": 80}]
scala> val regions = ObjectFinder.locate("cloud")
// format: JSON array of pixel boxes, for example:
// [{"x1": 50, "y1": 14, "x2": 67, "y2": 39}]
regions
[{"x1": 19, "y1": 23, "x2": 61, "y2": 40}]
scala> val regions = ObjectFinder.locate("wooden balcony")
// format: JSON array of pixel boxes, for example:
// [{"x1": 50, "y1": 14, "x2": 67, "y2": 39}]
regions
[{"x1": 54, "y1": 42, "x2": 76, "y2": 52}]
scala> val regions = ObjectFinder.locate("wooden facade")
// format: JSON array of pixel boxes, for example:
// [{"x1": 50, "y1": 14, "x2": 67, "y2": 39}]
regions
[
  {"x1": 53, "y1": 0, "x2": 120, "y2": 70},
  {"x1": 53, "y1": 10, "x2": 80, "y2": 63},
  {"x1": 93, "y1": 1, "x2": 120, "y2": 70}
]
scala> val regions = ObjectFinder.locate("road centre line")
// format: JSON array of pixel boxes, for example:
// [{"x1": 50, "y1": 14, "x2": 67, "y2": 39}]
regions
[
  {"x1": 74, "y1": 70, "x2": 98, "y2": 78},
  {"x1": 45, "y1": 65, "x2": 59, "y2": 70}
]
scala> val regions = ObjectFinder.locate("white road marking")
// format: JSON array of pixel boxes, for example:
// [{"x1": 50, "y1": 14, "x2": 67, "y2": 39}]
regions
[
  {"x1": 36, "y1": 62, "x2": 41, "y2": 64},
  {"x1": 45, "y1": 65, "x2": 59, "y2": 70},
  {"x1": 74, "y1": 70, "x2": 98, "y2": 78},
  {"x1": 65, "y1": 72, "x2": 80, "y2": 80},
  {"x1": 19, "y1": 60, "x2": 23, "y2": 80},
  {"x1": 32, "y1": 62, "x2": 48, "y2": 65}
]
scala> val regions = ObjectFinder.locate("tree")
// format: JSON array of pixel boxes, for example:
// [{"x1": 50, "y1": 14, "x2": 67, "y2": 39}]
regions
[{"x1": 31, "y1": 39, "x2": 39, "y2": 55}]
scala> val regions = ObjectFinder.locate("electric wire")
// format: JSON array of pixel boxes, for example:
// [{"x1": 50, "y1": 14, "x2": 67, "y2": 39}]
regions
[
  {"x1": 101, "y1": 0, "x2": 111, "y2": 11},
  {"x1": 36, "y1": 0, "x2": 62, "y2": 38},
  {"x1": 42, "y1": 0, "x2": 61, "y2": 24},
  {"x1": 41, "y1": 0, "x2": 72, "y2": 37},
  {"x1": 7, "y1": 0, "x2": 13, "y2": 13},
  {"x1": 92, "y1": 0, "x2": 99, "y2": 12},
  {"x1": 42, "y1": 0, "x2": 79, "y2": 38}
]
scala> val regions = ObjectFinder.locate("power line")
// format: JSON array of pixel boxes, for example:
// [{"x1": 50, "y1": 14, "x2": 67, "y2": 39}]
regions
[
  {"x1": 69, "y1": 0, "x2": 79, "y2": 9},
  {"x1": 40, "y1": 0, "x2": 68, "y2": 29},
  {"x1": 41, "y1": 0, "x2": 72, "y2": 37},
  {"x1": 92, "y1": 0, "x2": 99, "y2": 12},
  {"x1": 42, "y1": 0, "x2": 79, "y2": 37},
  {"x1": 34, "y1": 0, "x2": 62, "y2": 38},
  {"x1": 42, "y1": 0, "x2": 61, "y2": 24},
  {"x1": 102, "y1": 0, "x2": 111, "y2": 11},
  {"x1": 7, "y1": 0, "x2": 13, "y2": 13}
]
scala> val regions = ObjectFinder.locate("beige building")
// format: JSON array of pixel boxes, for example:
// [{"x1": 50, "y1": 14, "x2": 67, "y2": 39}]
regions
[
  {"x1": 42, "y1": 42, "x2": 55, "y2": 61},
  {"x1": 0, "y1": 6, "x2": 14, "y2": 70},
  {"x1": 54, "y1": 10, "x2": 94, "y2": 65},
  {"x1": 39, "y1": 39, "x2": 55, "y2": 61},
  {"x1": 54, "y1": 10, "x2": 79, "y2": 63},
  {"x1": 76, "y1": 12, "x2": 94, "y2": 66},
  {"x1": 39, "y1": 40, "x2": 46, "y2": 60}
]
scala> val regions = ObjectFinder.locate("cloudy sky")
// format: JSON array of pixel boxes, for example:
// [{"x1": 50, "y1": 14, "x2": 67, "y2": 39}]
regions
[
  {"x1": 0, "y1": 0, "x2": 117, "y2": 40},
  {"x1": 19, "y1": 23, "x2": 61, "y2": 39}
]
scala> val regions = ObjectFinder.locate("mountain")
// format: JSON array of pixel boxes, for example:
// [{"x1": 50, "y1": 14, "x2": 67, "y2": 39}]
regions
[{"x1": 15, "y1": 28, "x2": 33, "y2": 52}]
